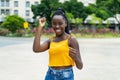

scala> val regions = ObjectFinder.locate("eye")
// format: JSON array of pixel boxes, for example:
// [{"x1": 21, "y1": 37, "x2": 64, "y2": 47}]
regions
[
  {"x1": 59, "y1": 22, "x2": 63, "y2": 26},
  {"x1": 52, "y1": 22, "x2": 56, "y2": 26}
]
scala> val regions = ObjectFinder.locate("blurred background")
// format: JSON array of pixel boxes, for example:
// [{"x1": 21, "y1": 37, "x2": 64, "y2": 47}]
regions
[
  {"x1": 0, "y1": 0, "x2": 120, "y2": 80},
  {"x1": 0, "y1": 0, "x2": 120, "y2": 37}
]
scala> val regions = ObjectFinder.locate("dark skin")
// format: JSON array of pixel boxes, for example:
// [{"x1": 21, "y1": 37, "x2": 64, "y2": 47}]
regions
[{"x1": 33, "y1": 15, "x2": 83, "y2": 70}]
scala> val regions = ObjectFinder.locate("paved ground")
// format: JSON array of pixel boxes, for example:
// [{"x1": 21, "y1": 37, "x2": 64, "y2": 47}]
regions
[{"x1": 0, "y1": 36, "x2": 120, "y2": 80}]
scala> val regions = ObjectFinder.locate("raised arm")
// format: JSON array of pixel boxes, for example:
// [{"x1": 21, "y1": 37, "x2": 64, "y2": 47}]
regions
[
  {"x1": 69, "y1": 36, "x2": 83, "y2": 70},
  {"x1": 33, "y1": 17, "x2": 50, "y2": 53}
]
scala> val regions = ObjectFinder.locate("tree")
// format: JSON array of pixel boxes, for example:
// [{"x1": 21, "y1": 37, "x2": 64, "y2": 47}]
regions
[
  {"x1": 31, "y1": 0, "x2": 88, "y2": 25},
  {"x1": 84, "y1": 4, "x2": 96, "y2": 16},
  {"x1": 1, "y1": 15, "x2": 25, "y2": 33},
  {"x1": 95, "y1": 0, "x2": 120, "y2": 21},
  {"x1": 63, "y1": 0, "x2": 87, "y2": 20},
  {"x1": 94, "y1": 0, "x2": 120, "y2": 32},
  {"x1": 31, "y1": 0, "x2": 62, "y2": 26}
]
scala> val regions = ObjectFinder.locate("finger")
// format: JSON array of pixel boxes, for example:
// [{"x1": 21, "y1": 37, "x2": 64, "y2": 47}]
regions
[
  {"x1": 69, "y1": 47, "x2": 75, "y2": 51},
  {"x1": 69, "y1": 47, "x2": 77, "y2": 52},
  {"x1": 70, "y1": 49, "x2": 78, "y2": 54},
  {"x1": 71, "y1": 51, "x2": 77, "y2": 54},
  {"x1": 42, "y1": 17, "x2": 46, "y2": 20},
  {"x1": 69, "y1": 52, "x2": 75, "y2": 56},
  {"x1": 69, "y1": 52, "x2": 76, "y2": 60},
  {"x1": 39, "y1": 19, "x2": 42, "y2": 24},
  {"x1": 41, "y1": 17, "x2": 46, "y2": 22},
  {"x1": 39, "y1": 17, "x2": 45, "y2": 22},
  {"x1": 70, "y1": 50, "x2": 76, "y2": 54}
]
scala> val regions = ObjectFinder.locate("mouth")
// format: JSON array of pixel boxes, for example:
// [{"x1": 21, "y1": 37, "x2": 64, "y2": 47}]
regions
[{"x1": 55, "y1": 29, "x2": 61, "y2": 33}]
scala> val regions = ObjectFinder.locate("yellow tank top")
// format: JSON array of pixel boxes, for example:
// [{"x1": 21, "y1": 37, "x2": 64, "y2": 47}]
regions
[{"x1": 48, "y1": 36, "x2": 74, "y2": 66}]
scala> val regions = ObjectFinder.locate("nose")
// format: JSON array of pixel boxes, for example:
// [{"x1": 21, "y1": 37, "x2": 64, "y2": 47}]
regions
[{"x1": 56, "y1": 24, "x2": 59, "y2": 28}]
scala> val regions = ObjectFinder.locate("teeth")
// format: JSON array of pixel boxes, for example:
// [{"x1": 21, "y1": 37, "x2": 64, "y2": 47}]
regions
[{"x1": 56, "y1": 29, "x2": 61, "y2": 32}]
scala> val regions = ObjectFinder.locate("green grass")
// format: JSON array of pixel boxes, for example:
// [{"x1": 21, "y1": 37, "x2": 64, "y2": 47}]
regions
[
  {"x1": 1, "y1": 32, "x2": 120, "y2": 38},
  {"x1": 37, "y1": 33, "x2": 120, "y2": 38},
  {"x1": 40, "y1": 32, "x2": 120, "y2": 38},
  {"x1": 72, "y1": 32, "x2": 120, "y2": 38}
]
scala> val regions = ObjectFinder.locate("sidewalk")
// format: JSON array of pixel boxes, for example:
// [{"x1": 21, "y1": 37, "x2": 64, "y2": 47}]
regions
[{"x1": 0, "y1": 37, "x2": 120, "y2": 80}]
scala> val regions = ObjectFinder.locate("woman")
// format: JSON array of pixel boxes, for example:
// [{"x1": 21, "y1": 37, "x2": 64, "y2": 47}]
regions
[{"x1": 33, "y1": 8, "x2": 83, "y2": 80}]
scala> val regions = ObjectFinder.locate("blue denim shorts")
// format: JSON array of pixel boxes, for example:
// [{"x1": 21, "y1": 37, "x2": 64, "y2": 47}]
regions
[{"x1": 45, "y1": 67, "x2": 74, "y2": 80}]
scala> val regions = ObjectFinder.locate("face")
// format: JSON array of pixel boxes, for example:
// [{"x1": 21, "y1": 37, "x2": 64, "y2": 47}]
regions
[{"x1": 52, "y1": 15, "x2": 67, "y2": 36}]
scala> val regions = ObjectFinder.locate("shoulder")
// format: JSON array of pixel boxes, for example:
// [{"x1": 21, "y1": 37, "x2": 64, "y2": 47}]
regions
[
  {"x1": 69, "y1": 35, "x2": 77, "y2": 42},
  {"x1": 43, "y1": 35, "x2": 54, "y2": 47},
  {"x1": 68, "y1": 35, "x2": 78, "y2": 47},
  {"x1": 46, "y1": 35, "x2": 55, "y2": 43}
]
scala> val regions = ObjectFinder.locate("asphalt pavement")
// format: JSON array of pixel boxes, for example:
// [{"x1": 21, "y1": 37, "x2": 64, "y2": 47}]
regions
[{"x1": 0, "y1": 36, "x2": 120, "y2": 80}]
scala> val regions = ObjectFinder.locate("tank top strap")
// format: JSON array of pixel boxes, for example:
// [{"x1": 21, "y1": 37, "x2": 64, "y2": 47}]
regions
[
  {"x1": 49, "y1": 35, "x2": 55, "y2": 42},
  {"x1": 67, "y1": 34, "x2": 71, "y2": 40},
  {"x1": 49, "y1": 35, "x2": 71, "y2": 42}
]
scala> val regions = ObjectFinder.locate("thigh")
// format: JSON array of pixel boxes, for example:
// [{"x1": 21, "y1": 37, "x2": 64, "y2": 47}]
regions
[
  {"x1": 62, "y1": 69, "x2": 74, "y2": 80},
  {"x1": 45, "y1": 69, "x2": 54, "y2": 80},
  {"x1": 45, "y1": 67, "x2": 74, "y2": 80}
]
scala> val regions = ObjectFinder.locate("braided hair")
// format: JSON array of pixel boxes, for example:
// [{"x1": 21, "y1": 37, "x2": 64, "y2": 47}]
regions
[{"x1": 52, "y1": 8, "x2": 70, "y2": 34}]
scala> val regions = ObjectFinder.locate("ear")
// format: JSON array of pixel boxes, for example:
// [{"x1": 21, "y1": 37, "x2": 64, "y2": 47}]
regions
[
  {"x1": 65, "y1": 21, "x2": 67, "y2": 27},
  {"x1": 65, "y1": 23, "x2": 67, "y2": 27}
]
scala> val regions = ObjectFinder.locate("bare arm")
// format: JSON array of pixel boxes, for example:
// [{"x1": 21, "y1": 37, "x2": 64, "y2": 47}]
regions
[
  {"x1": 69, "y1": 36, "x2": 83, "y2": 70},
  {"x1": 33, "y1": 17, "x2": 49, "y2": 53}
]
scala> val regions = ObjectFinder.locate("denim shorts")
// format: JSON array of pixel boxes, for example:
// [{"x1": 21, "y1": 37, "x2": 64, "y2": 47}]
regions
[{"x1": 45, "y1": 67, "x2": 74, "y2": 80}]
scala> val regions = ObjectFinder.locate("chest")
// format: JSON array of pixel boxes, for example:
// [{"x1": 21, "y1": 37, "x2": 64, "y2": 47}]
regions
[{"x1": 49, "y1": 40, "x2": 69, "y2": 54}]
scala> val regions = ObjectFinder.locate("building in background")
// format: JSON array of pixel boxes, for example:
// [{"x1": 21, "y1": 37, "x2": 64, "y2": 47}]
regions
[
  {"x1": 0, "y1": 0, "x2": 40, "y2": 23},
  {"x1": 0, "y1": 0, "x2": 96, "y2": 23}
]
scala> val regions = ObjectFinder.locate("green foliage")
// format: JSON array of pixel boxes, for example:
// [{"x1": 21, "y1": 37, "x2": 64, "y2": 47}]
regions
[
  {"x1": 31, "y1": 0, "x2": 61, "y2": 26},
  {"x1": 95, "y1": 0, "x2": 120, "y2": 19},
  {"x1": 70, "y1": 18, "x2": 83, "y2": 25},
  {"x1": 33, "y1": 19, "x2": 39, "y2": 27},
  {"x1": 66, "y1": 12, "x2": 74, "y2": 23},
  {"x1": 84, "y1": 4, "x2": 96, "y2": 14},
  {"x1": 75, "y1": 18, "x2": 83, "y2": 24},
  {"x1": 33, "y1": 18, "x2": 48, "y2": 28},
  {"x1": 0, "y1": 27, "x2": 10, "y2": 36},
  {"x1": 118, "y1": 0, "x2": 120, "y2": 3},
  {"x1": 31, "y1": 0, "x2": 120, "y2": 29},
  {"x1": 95, "y1": 9, "x2": 110, "y2": 20},
  {"x1": 88, "y1": 14, "x2": 102, "y2": 25},
  {"x1": 31, "y1": 0, "x2": 87, "y2": 25},
  {"x1": 106, "y1": 21, "x2": 110, "y2": 28},
  {"x1": 1, "y1": 15, "x2": 25, "y2": 33},
  {"x1": 63, "y1": 0, "x2": 86, "y2": 19}
]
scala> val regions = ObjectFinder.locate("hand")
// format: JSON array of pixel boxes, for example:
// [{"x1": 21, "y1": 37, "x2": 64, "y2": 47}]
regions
[
  {"x1": 38, "y1": 17, "x2": 46, "y2": 29},
  {"x1": 69, "y1": 47, "x2": 79, "y2": 61}
]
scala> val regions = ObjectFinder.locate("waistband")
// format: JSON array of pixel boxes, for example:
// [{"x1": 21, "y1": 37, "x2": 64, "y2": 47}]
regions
[{"x1": 48, "y1": 67, "x2": 73, "y2": 73}]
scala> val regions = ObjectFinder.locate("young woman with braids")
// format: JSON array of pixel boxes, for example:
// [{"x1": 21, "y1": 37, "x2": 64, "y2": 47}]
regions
[{"x1": 33, "y1": 8, "x2": 83, "y2": 80}]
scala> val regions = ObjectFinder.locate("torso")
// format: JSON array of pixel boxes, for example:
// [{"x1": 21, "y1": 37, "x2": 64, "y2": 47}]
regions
[
  {"x1": 50, "y1": 65, "x2": 72, "y2": 70},
  {"x1": 49, "y1": 34, "x2": 73, "y2": 70}
]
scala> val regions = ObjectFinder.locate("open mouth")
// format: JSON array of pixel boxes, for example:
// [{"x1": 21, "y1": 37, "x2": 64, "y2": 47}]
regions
[{"x1": 55, "y1": 29, "x2": 61, "y2": 33}]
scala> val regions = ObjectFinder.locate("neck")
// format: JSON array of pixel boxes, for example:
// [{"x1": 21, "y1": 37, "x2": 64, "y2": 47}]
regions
[
  {"x1": 55, "y1": 32, "x2": 66, "y2": 38},
  {"x1": 55, "y1": 32, "x2": 69, "y2": 41},
  {"x1": 53, "y1": 32, "x2": 70, "y2": 42}
]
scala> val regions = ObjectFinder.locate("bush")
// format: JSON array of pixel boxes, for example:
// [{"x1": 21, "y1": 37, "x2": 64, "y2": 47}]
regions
[
  {"x1": 16, "y1": 29, "x2": 26, "y2": 36},
  {"x1": 1, "y1": 15, "x2": 25, "y2": 33},
  {"x1": 0, "y1": 28, "x2": 10, "y2": 36}
]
